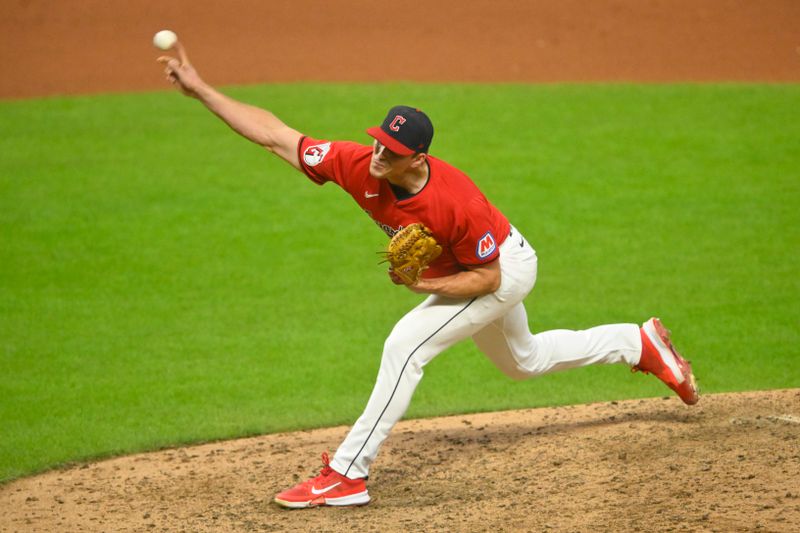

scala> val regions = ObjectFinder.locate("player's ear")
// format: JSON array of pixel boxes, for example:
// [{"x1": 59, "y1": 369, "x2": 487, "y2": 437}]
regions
[{"x1": 411, "y1": 152, "x2": 427, "y2": 167}]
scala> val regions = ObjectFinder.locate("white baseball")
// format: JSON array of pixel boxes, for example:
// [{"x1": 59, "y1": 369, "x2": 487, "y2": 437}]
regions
[{"x1": 153, "y1": 30, "x2": 178, "y2": 51}]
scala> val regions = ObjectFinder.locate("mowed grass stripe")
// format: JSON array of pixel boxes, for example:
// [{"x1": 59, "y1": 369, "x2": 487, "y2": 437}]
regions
[{"x1": 1, "y1": 84, "x2": 798, "y2": 481}]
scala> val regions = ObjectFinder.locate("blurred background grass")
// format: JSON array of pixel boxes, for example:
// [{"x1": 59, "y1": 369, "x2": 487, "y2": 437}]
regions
[{"x1": 1, "y1": 83, "x2": 798, "y2": 482}]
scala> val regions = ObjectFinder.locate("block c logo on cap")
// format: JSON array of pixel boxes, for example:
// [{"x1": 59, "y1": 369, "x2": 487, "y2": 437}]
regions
[{"x1": 389, "y1": 115, "x2": 406, "y2": 132}]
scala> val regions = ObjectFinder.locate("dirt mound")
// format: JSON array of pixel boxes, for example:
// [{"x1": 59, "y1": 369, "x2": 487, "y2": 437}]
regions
[{"x1": 1, "y1": 390, "x2": 798, "y2": 532}]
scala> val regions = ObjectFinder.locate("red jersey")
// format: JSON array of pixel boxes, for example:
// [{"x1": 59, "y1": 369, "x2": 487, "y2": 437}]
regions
[{"x1": 297, "y1": 136, "x2": 511, "y2": 278}]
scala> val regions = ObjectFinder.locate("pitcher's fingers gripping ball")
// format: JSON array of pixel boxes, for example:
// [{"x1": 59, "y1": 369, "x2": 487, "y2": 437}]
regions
[
  {"x1": 382, "y1": 223, "x2": 442, "y2": 285},
  {"x1": 154, "y1": 36, "x2": 202, "y2": 99}
]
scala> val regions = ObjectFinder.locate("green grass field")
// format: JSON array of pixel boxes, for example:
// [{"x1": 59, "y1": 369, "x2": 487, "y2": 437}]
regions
[{"x1": 1, "y1": 84, "x2": 798, "y2": 482}]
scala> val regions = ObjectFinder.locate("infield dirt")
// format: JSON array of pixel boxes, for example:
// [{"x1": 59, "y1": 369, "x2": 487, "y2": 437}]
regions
[
  {"x1": 1, "y1": 0, "x2": 799, "y2": 99},
  {"x1": 1, "y1": 1, "x2": 799, "y2": 532}
]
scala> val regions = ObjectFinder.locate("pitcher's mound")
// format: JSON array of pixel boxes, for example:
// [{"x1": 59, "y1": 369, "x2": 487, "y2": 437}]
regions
[{"x1": 2, "y1": 389, "x2": 799, "y2": 532}]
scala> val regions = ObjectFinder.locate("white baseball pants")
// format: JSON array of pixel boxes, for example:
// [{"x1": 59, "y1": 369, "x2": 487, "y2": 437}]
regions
[{"x1": 331, "y1": 226, "x2": 643, "y2": 479}]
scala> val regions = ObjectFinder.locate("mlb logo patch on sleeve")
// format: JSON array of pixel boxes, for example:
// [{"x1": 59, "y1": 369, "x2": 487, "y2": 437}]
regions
[
  {"x1": 303, "y1": 142, "x2": 331, "y2": 166},
  {"x1": 476, "y1": 231, "x2": 497, "y2": 259}
]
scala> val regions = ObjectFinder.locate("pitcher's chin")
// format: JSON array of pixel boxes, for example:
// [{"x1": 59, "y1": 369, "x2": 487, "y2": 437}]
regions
[{"x1": 369, "y1": 162, "x2": 388, "y2": 179}]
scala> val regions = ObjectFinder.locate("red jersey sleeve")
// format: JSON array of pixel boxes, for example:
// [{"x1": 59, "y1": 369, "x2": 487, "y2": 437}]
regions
[
  {"x1": 451, "y1": 196, "x2": 502, "y2": 266},
  {"x1": 297, "y1": 136, "x2": 364, "y2": 187}
]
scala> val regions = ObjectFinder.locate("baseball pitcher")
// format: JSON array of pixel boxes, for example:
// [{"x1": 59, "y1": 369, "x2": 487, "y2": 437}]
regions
[{"x1": 158, "y1": 41, "x2": 698, "y2": 509}]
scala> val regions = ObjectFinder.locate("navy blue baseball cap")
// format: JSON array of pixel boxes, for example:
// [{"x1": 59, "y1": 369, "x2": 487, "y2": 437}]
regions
[{"x1": 367, "y1": 105, "x2": 434, "y2": 156}]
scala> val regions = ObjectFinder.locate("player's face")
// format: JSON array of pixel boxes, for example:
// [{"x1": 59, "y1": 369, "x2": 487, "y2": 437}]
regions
[{"x1": 369, "y1": 140, "x2": 416, "y2": 179}]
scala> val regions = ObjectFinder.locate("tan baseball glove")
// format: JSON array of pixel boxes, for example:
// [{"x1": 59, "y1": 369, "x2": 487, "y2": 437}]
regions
[{"x1": 382, "y1": 223, "x2": 443, "y2": 285}]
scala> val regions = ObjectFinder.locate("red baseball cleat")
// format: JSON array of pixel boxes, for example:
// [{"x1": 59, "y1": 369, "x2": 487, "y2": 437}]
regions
[
  {"x1": 274, "y1": 453, "x2": 370, "y2": 509},
  {"x1": 634, "y1": 317, "x2": 700, "y2": 405}
]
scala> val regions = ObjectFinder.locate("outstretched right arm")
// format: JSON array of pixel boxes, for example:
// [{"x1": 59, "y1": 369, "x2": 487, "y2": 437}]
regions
[{"x1": 158, "y1": 42, "x2": 302, "y2": 170}]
